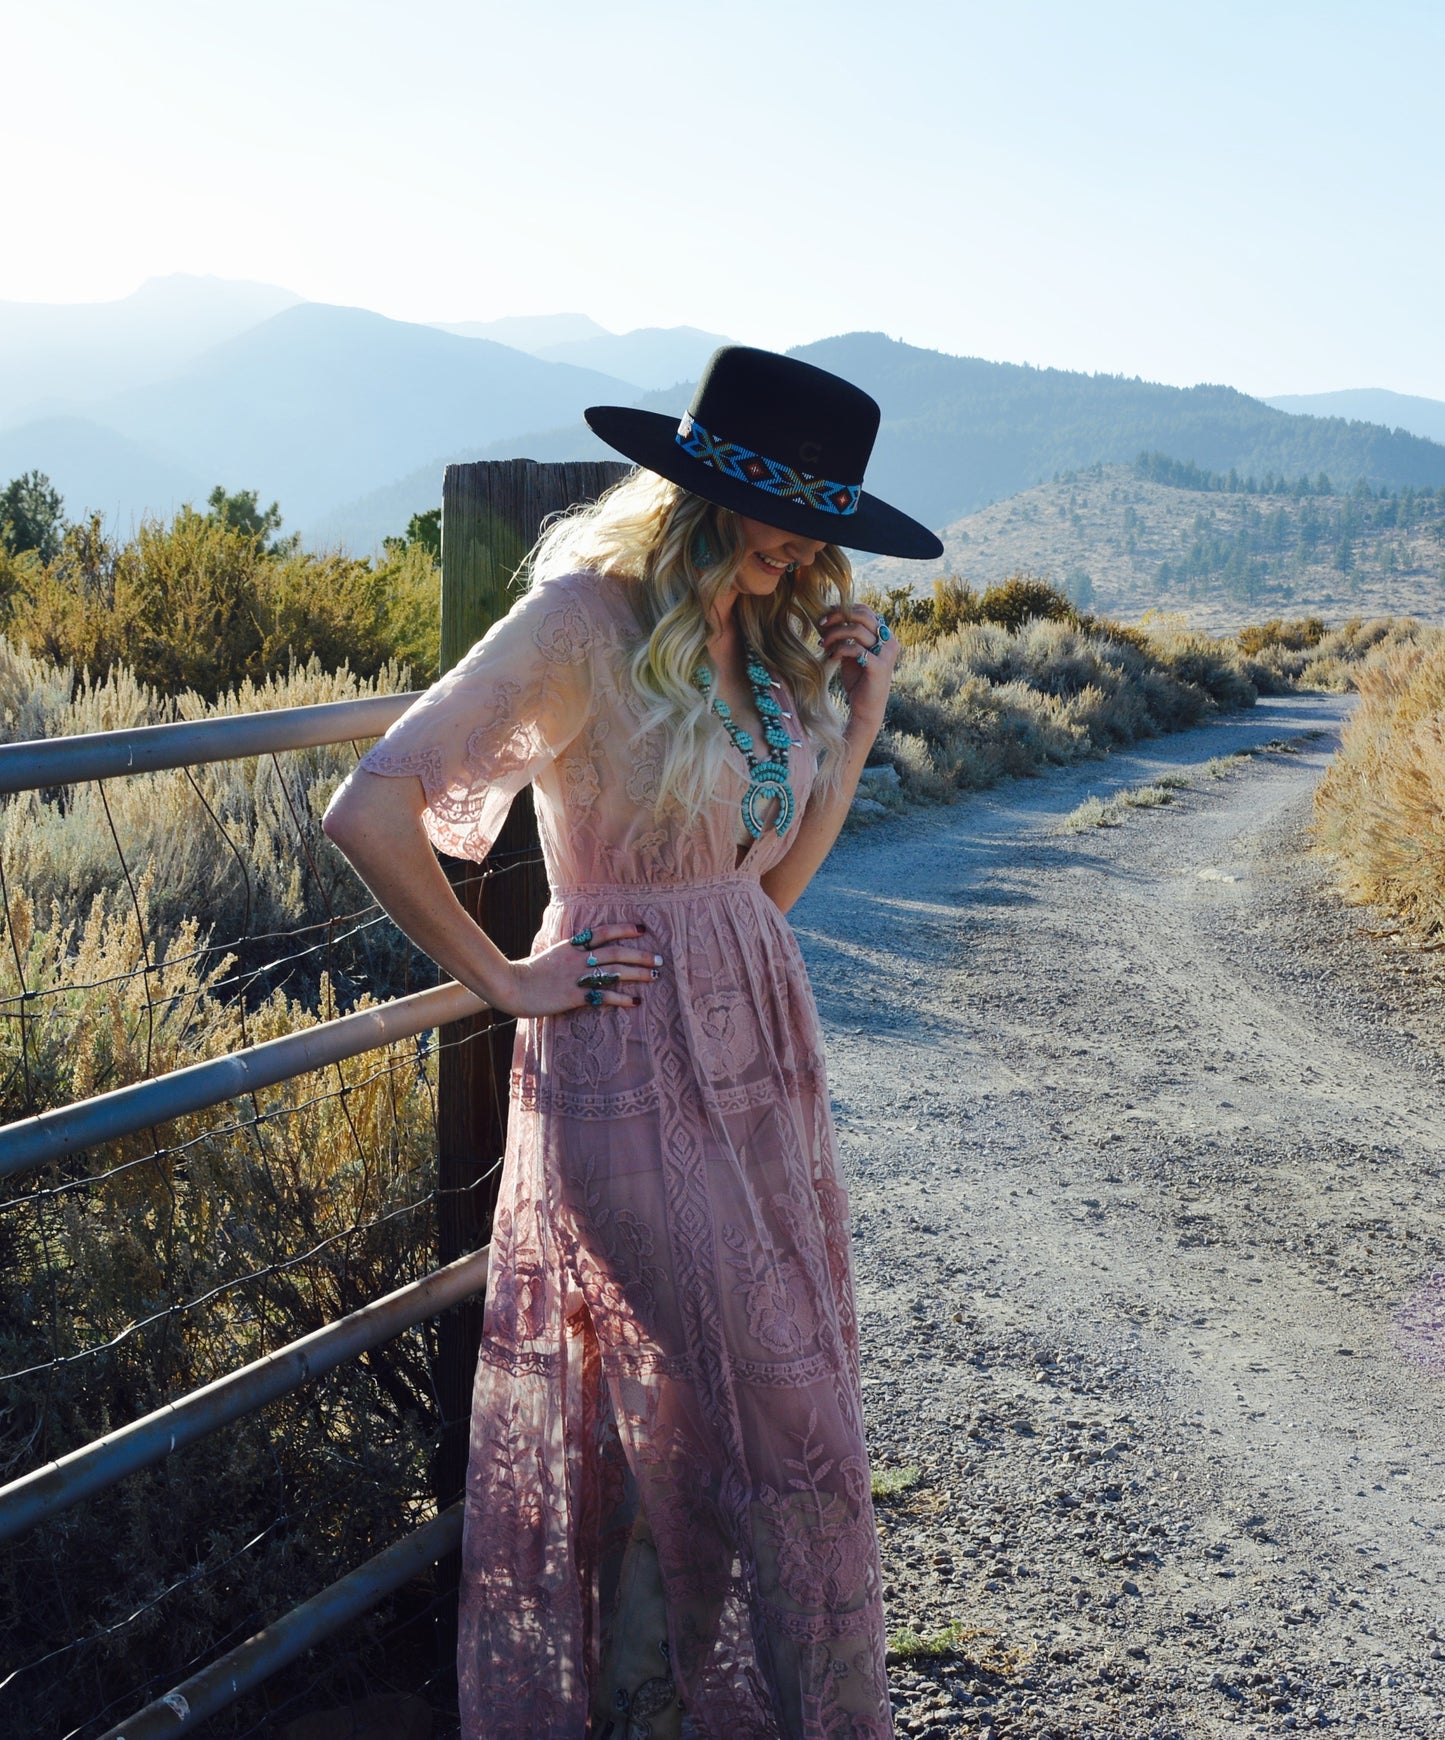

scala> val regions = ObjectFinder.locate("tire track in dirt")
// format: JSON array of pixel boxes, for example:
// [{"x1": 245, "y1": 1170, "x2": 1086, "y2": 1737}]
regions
[{"x1": 797, "y1": 692, "x2": 1445, "y2": 1738}]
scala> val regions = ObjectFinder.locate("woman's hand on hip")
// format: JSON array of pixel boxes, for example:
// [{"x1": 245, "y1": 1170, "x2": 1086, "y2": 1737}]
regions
[
  {"x1": 494, "y1": 922, "x2": 661, "y2": 1018},
  {"x1": 819, "y1": 602, "x2": 899, "y2": 731}
]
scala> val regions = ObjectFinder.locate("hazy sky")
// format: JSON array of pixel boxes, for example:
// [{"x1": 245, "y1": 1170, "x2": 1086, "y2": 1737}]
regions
[{"x1": 6, "y1": 0, "x2": 1443, "y2": 398}]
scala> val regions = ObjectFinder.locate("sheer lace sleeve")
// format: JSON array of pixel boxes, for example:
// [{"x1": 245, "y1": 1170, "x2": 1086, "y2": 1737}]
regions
[{"x1": 355, "y1": 573, "x2": 595, "y2": 861}]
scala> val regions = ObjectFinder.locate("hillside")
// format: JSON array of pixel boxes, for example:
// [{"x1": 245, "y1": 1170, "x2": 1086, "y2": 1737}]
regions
[
  {"x1": 854, "y1": 461, "x2": 1445, "y2": 632},
  {"x1": 1, "y1": 304, "x2": 643, "y2": 532},
  {"x1": 531, "y1": 325, "x2": 732, "y2": 389},
  {"x1": 0, "y1": 416, "x2": 209, "y2": 530},
  {"x1": 324, "y1": 334, "x2": 1445, "y2": 552},
  {"x1": 1265, "y1": 388, "x2": 1445, "y2": 447},
  {"x1": 792, "y1": 335, "x2": 1445, "y2": 531},
  {"x1": 429, "y1": 316, "x2": 732, "y2": 390},
  {"x1": 0, "y1": 275, "x2": 301, "y2": 424}
]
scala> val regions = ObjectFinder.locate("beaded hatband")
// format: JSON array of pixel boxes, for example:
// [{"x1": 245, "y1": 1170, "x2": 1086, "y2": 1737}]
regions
[
  {"x1": 694, "y1": 652, "x2": 796, "y2": 839},
  {"x1": 676, "y1": 415, "x2": 861, "y2": 517}
]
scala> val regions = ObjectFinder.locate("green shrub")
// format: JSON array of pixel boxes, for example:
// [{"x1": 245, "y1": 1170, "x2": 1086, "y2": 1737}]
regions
[
  {"x1": 4, "y1": 510, "x2": 439, "y2": 700},
  {"x1": 871, "y1": 610, "x2": 1259, "y2": 804}
]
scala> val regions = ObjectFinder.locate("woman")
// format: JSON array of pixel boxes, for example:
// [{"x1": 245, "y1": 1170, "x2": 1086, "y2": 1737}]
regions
[{"x1": 323, "y1": 347, "x2": 942, "y2": 1740}]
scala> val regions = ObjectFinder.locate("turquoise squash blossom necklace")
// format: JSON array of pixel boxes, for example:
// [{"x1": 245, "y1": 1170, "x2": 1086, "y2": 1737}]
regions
[{"x1": 694, "y1": 650, "x2": 797, "y2": 838}]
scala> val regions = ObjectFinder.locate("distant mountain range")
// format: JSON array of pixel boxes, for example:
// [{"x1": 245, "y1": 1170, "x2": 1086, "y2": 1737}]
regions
[
  {"x1": 85, "y1": 302, "x2": 644, "y2": 528},
  {"x1": 791, "y1": 336, "x2": 1445, "y2": 531},
  {"x1": 0, "y1": 275, "x2": 302, "y2": 425},
  {"x1": 327, "y1": 335, "x2": 1445, "y2": 554},
  {"x1": 0, "y1": 277, "x2": 736, "y2": 539},
  {"x1": 430, "y1": 314, "x2": 732, "y2": 388},
  {"x1": 4, "y1": 277, "x2": 1445, "y2": 556},
  {"x1": 1264, "y1": 388, "x2": 1445, "y2": 447}
]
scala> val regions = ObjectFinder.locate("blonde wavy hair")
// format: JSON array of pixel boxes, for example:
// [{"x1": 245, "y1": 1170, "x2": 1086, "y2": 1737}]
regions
[{"x1": 520, "y1": 469, "x2": 852, "y2": 820}]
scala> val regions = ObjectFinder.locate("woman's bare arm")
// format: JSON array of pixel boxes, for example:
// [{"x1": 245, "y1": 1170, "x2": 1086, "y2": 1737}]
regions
[
  {"x1": 322, "y1": 771, "x2": 657, "y2": 1016},
  {"x1": 759, "y1": 603, "x2": 898, "y2": 915},
  {"x1": 758, "y1": 717, "x2": 875, "y2": 914}
]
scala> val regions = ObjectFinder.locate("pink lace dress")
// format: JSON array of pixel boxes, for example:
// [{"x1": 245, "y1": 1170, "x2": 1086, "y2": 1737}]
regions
[{"x1": 356, "y1": 569, "x2": 890, "y2": 1740}]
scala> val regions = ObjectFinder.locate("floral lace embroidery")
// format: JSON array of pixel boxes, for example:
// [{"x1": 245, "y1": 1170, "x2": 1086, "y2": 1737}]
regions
[
  {"x1": 723, "y1": 1221, "x2": 818, "y2": 1356},
  {"x1": 693, "y1": 986, "x2": 763, "y2": 1082},
  {"x1": 755, "y1": 1413, "x2": 877, "y2": 1614},
  {"x1": 364, "y1": 571, "x2": 889, "y2": 1736},
  {"x1": 550, "y1": 1002, "x2": 634, "y2": 1087}
]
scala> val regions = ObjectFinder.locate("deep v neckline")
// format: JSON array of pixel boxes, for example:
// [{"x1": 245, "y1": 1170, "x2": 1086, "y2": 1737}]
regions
[{"x1": 703, "y1": 662, "x2": 798, "y2": 865}]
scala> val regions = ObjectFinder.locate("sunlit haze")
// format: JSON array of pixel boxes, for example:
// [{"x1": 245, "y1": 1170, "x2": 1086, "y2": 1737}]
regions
[{"x1": 5, "y1": 0, "x2": 1444, "y2": 397}]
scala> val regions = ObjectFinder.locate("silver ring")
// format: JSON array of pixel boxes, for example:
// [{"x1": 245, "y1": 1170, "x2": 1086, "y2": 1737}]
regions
[
  {"x1": 858, "y1": 648, "x2": 869, "y2": 667},
  {"x1": 569, "y1": 929, "x2": 594, "y2": 949},
  {"x1": 578, "y1": 969, "x2": 620, "y2": 991}
]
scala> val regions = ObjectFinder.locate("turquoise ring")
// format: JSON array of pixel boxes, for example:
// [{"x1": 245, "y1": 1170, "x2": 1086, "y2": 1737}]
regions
[
  {"x1": 569, "y1": 928, "x2": 594, "y2": 949},
  {"x1": 584, "y1": 988, "x2": 605, "y2": 1007}
]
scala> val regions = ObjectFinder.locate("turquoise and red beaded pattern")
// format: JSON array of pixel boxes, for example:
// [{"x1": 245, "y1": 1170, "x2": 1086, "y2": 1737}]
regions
[
  {"x1": 694, "y1": 652, "x2": 796, "y2": 839},
  {"x1": 676, "y1": 416, "x2": 861, "y2": 518}
]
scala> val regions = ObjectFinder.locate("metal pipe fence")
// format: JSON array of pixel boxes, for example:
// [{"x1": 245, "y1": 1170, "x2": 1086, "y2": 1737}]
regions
[
  {"x1": 93, "y1": 1506, "x2": 465, "y2": 1740},
  {"x1": 0, "y1": 1246, "x2": 489, "y2": 1544},
  {"x1": 0, "y1": 978, "x2": 483, "y2": 1180},
  {"x1": 0, "y1": 689, "x2": 506, "y2": 1738},
  {"x1": 0, "y1": 692, "x2": 421, "y2": 794}
]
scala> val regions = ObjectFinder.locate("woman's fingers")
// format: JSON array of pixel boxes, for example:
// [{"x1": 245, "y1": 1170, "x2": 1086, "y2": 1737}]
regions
[
  {"x1": 575, "y1": 960, "x2": 659, "y2": 987},
  {"x1": 818, "y1": 607, "x2": 893, "y2": 661},
  {"x1": 569, "y1": 920, "x2": 648, "y2": 948},
  {"x1": 558, "y1": 920, "x2": 664, "y2": 1011}
]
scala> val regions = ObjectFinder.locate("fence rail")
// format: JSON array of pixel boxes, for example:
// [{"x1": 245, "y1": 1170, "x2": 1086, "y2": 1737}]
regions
[
  {"x1": 0, "y1": 978, "x2": 483, "y2": 1180},
  {"x1": 0, "y1": 691, "x2": 421, "y2": 794},
  {"x1": 93, "y1": 1505, "x2": 465, "y2": 1740},
  {"x1": 0, "y1": 1247, "x2": 489, "y2": 1544},
  {"x1": 0, "y1": 459, "x2": 623, "y2": 1739},
  {"x1": 0, "y1": 684, "x2": 473, "y2": 1736}
]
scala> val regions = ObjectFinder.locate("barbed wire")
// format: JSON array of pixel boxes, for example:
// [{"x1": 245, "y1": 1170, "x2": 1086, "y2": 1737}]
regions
[{"x1": 0, "y1": 741, "x2": 540, "y2": 1736}]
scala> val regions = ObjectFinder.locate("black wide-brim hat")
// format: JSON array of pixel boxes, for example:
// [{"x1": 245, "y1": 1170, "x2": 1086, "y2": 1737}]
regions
[{"x1": 584, "y1": 345, "x2": 944, "y2": 560}]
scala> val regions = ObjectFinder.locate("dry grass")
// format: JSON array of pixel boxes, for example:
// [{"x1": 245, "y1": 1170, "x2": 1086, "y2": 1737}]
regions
[
  {"x1": 0, "y1": 639, "x2": 442, "y2": 1734},
  {"x1": 1061, "y1": 796, "x2": 1125, "y2": 831},
  {"x1": 1060, "y1": 783, "x2": 1176, "y2": 832},
  {"x1": 871, "y1": 1464, "x2": 923, "y2": 1501},
  {"x1": 0, "y1": 644, "x2": 419, "y2": 995},
  {"x1": 1203, "y1": 752, "x2": 1254, "y2": 779},
  {"x1": 1241, "y1": 614, "x2": 1428, "y2": 693},
  {"x1": 1314, "y1": 628, "x2": 1445, "y2": 942},
  {"x1": 865, "y1": 583, "x2": 1265, "y2": 805}
]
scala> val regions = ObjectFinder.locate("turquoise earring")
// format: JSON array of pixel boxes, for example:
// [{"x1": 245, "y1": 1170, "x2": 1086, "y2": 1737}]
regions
[{"x1": 692, "y1": 528, "x2": 716, "y2": 568}]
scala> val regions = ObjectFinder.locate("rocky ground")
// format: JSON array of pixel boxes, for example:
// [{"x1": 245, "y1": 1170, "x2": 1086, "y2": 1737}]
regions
[{"x1": 795, "y1": 691, "x2": 1445, "y2": 1738}]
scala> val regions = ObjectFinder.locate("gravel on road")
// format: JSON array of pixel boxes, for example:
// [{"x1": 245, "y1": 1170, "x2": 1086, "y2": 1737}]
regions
[{"x1": 794, "y1": 692, "x2": 1445, "y2": 1739}]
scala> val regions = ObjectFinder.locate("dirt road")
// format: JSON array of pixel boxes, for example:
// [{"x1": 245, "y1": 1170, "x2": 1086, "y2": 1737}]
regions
[{"x1": 794, "y1": 692, "x2": 1445, "y2": 1738}]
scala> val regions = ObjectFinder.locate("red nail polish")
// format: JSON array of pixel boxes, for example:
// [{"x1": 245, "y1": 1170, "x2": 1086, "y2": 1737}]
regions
[{"x1": 632, "y1": 996, "x2": 642, "y2": 1006}]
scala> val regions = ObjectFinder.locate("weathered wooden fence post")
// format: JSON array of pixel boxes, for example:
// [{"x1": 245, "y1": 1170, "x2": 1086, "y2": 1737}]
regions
[{"x1": 432, "y1": 459, "x2": 625, "y2": 1521}]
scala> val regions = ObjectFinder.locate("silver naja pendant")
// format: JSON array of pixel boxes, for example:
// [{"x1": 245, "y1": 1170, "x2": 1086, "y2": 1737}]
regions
[{"x1": 743, "y1": 773, "x2": 795, "y2": 839}]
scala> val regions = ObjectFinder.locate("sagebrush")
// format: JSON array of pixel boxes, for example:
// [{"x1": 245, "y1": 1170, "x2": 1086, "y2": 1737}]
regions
[
  {"x1": 860, "y1": 580, "x2": 1265, "y2": 801},
  {"x1": 0, "y1": 647, "x2": 446, "y2": 1734}
]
